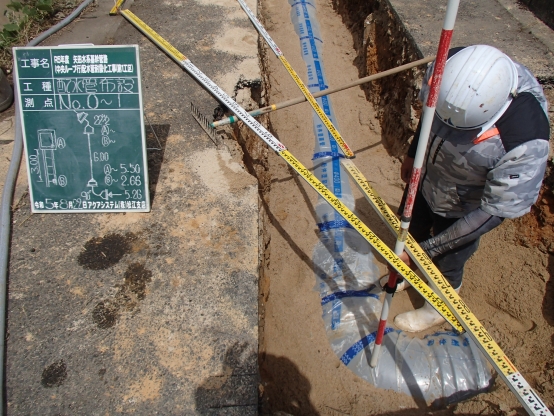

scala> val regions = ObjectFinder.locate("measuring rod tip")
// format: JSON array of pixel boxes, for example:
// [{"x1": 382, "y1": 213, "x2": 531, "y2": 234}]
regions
[{"x1": 109, "y1": 0, "x2": 126, "y2": 15}]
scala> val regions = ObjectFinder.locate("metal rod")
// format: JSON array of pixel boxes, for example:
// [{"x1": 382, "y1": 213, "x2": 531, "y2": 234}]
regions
[
  {"x1": 212, "y1": 56, "x2": 435, "y2": 128},
  {"x1": 370, "y1": 0, "x2": 460, "y2": 369}
]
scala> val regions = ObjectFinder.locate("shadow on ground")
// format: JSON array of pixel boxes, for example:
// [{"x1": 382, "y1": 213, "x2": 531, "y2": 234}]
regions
[
  {"x1": 195, "y1": 342, "x2": 258, "y2": 415},
  {"x1": 145, "y1": 123, "x2": 170, "y2": 203},
  {"x1": 259, "y1": 353, "x2": 318, "y2": 415}
]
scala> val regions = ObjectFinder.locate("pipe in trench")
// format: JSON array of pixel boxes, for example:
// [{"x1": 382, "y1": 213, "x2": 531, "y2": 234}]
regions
[{"x1": 288, "y1": 0, "x2": 493, "y2": 406}]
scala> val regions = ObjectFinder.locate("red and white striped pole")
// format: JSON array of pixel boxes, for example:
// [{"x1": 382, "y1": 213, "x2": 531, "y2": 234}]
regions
[{"x1": 370, "y1": 0, "x2": 460, "y2": 368}]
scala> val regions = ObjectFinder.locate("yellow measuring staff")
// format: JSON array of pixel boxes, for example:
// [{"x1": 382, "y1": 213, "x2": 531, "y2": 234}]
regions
[
  {"x1": 119, "y1": 8, "x2": 462, "y2": 333},
  {"x1": 235, "y1": 0, "x2": 354, "y2": 159},
  {"x1": 341, "y1": 159, "x2": 552, "y2": 416},
  {"x1": 109, "y1": 0, "x2": 126, "y2": 15},
  {"x1": 234, "y1": 0, "x2": 550, "y2": 399},
  {"x1": 118, "y1": 10, "x2": 552, "y2": 415}
]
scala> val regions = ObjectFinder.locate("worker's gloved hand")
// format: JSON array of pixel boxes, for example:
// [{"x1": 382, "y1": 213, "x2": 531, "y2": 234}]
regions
[
  {"x1": 401, "y1": 156, "x2": 415, "y2": 183},
  {"x1": 387, "y1": 250, "x2": 411, "y2": 273}
]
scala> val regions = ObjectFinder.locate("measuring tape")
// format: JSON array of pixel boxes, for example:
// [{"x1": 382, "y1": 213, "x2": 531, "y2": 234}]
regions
[
  {"x1": 119, "y1": 9, "x2": 462, "y2": 331},
  {"x1": 118, "y1": 9, "x2": 551, "y2": 415},
  {"x1": 235, "y1": 0, "x2": 354, "y2": 159},
  {"x1": 109, "y1": 0, "x2": 126, "y2": 15},
  {"x1": 341, "y1": 159, "x2": 552, "y2": 416},
  {"x1": 233, "y1": 4, "x2": 552, "y2": 412}
]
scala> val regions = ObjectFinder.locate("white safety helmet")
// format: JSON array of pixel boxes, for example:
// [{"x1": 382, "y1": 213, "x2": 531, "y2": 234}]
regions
[{"x1": 435, "y1": 45, "x2": 519, "y2": 135}]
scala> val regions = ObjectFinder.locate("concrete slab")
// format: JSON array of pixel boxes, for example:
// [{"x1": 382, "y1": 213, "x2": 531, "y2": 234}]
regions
[
  {"x1": 388, "y1": 0, "x2": 554, "y2": 78},
  {"x1": 4, "y1": 0, "x2": 261, "y2": 413}
]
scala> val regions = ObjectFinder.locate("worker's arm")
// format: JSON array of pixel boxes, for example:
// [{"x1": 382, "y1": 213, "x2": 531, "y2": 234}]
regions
[
  {"x1": 420, "y1": 136, "x2": 549, "y2": 259},
  {"x1": 419, "y1": 208, "x2": 503, "y2": 258},
  {"x1": 419, "y1": 136, "x2": 549, "y2": 258}
]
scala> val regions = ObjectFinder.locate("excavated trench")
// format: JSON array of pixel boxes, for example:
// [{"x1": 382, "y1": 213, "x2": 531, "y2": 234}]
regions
[
  {"x1": 243, "y1": 0, "x2": 431, "y2": 397},
  {"x1": 224, "y1": 0, "x2": 554, "y2": 414},
  {"x1": 229, "y1": 0, "x2": 437, "y2": 411}
]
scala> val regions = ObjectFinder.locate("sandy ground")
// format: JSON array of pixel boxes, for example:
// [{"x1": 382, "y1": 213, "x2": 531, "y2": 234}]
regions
[{"x1": 258, "y1": 0, "x2": 554, "y2": 414}]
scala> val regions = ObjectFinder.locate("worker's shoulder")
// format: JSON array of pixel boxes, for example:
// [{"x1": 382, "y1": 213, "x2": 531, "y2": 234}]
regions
[{"x1": 496, "y1": 92, "x2": 550, "y2": 153}]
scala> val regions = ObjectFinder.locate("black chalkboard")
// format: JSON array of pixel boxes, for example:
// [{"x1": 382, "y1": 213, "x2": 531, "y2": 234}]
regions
[{"x1": 13, "y1": 45, "x2": 150, "y2": 213}]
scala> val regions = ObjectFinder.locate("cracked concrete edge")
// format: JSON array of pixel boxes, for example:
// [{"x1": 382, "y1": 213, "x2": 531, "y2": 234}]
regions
[
  {"x1": 386, "y1": 0, "x2": 554, "y2": 79},
  {"x1": 494, "y1": 0, "x2": 554, "y2": 62}
]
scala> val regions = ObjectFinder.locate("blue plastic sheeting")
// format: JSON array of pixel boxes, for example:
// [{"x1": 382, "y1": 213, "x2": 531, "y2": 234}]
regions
[{"x1": 289, "y1": 0, "x2": 493, "y2": 405}]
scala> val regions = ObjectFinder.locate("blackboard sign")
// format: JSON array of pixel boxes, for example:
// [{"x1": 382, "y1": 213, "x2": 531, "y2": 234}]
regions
[{"x1": 13, "y1": 45, "x2": 150, "y2": 213}]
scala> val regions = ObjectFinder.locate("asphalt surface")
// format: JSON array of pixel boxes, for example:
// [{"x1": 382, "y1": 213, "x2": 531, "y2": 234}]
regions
[
  {"x1": 389, "y1": 0, "x2": 554, "y2": 79},
  {"x1": 3, "y1": 0, "x2": 260, "y2": 414},
  {"x1": 1, "y1": 0, "x2": 553, "y2": 414}
]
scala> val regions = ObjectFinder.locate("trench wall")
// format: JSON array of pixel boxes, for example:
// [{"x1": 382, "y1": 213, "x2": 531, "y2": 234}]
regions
[
  {"x1": 225, "y1": 33, "x2": 273, "y2": 364},
  {"x1": 333, "y1": 0, "x2": 554, "y2": 257},
  {"x1": 331, "y1": 0, "x2": 425, "y2": 157},
  {"x1": 231, "y1": 108, "x2": 271, "y2": 357},
  {"x1": 519, "y1": 0, "x2": 554, "y2": 30}
]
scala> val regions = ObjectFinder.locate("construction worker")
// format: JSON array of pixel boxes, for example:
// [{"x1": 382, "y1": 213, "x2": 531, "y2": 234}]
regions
[{"x1": 390, "y1": 45, "x2": 550, "y2": 332}]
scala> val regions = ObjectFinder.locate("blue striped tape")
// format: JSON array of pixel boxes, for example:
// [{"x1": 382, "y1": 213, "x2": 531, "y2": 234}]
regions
[
  {"x1": 317, "y1": 219, "x2": 353, "y2": 232},
  {"x1": 340, "y1": 328, "x2": 395, "y2": 366},
  {"x1": 312, "y1": 152, "x2": 344, "y2": 160},
  {"x1": 308, "y1": 83, "x2": 328, "y2": 89},
  {"x1": 290, "y1": 0, "x2": 315, "y2": 8},
  {"x1": 299, "y1": 2, "x2": 345, "y2": 250},
  {"x1": 321, "y1": 288, "x2": 380, "y2": 305}
]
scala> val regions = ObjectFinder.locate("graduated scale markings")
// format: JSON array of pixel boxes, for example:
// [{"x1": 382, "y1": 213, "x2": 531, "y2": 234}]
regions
[
  {"x1": 14, "y1": 45, "x2": 150, "y2": 213},
  {"x1": 116, "y1": 8, "x2": 554, "y2": 415}
]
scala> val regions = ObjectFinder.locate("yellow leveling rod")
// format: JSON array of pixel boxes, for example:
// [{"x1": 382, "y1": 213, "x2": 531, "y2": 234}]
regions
[
  {"x1": 109, "y1": 0, "x2": 126, "y2": 15},
  {"x1": 236, "y1": 0, "x2": 355, "y2": 158},
  {"x1": 118, "y1": 8, "x2": 463, "y2": 333},
  {"x1": 118, "y1": 9, "x2": 552, "y2": 415}
]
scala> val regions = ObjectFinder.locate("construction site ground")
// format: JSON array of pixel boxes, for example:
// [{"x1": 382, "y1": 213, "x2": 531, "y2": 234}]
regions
[{"x1": 1, "y1": 0, "x2": 553, "y2": 415}]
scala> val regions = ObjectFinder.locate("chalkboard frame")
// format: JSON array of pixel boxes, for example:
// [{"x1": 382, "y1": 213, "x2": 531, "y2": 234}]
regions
[{"x1": 13, "y1": 44, "x2": 151, "y2": 213}]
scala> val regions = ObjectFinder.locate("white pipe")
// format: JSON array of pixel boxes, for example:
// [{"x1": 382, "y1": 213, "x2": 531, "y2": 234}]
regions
[
  {"x1": 371, "y1": 0, "x2": 460, "y2": 369},
  {"x1": 288, "y1": 0, "x2": 490, "y2": 404}
]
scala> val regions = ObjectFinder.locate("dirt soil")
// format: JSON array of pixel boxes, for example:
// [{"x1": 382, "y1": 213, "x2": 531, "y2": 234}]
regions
[{"x1": 257, "y1": 0, "x2": 554, "y2": 414}]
